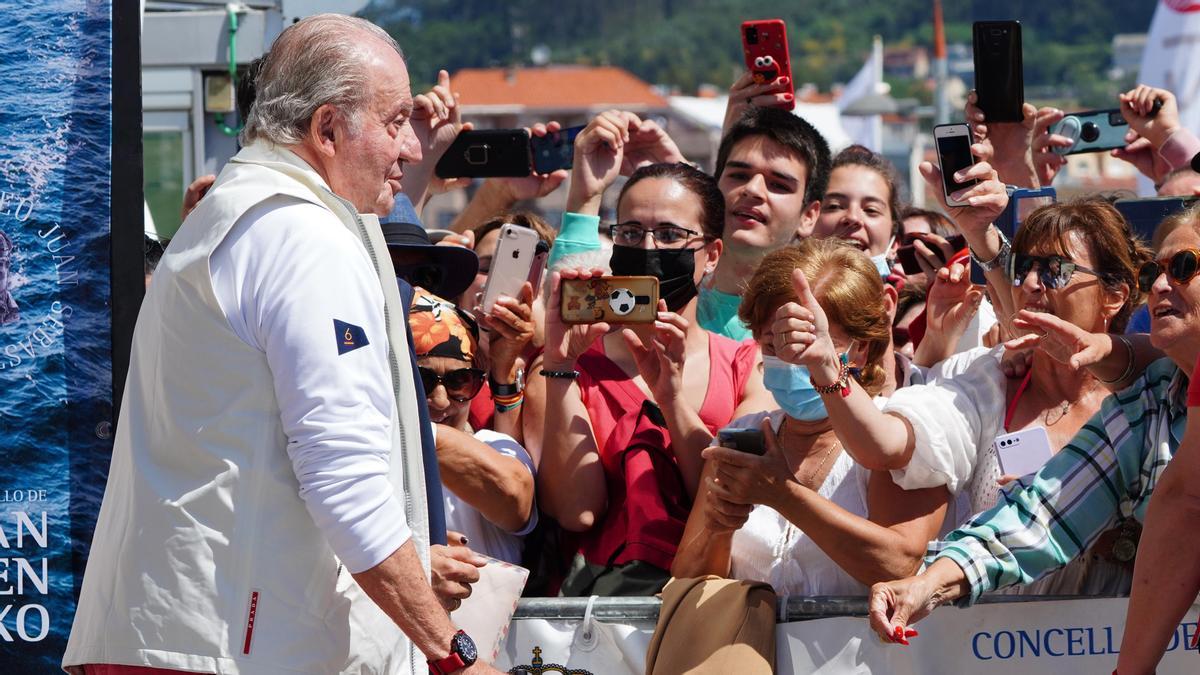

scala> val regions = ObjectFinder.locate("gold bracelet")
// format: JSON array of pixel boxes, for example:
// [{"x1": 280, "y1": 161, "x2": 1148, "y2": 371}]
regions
[{"x1": 1097, "y1": 335, "x2": 1135, "y2": 385}]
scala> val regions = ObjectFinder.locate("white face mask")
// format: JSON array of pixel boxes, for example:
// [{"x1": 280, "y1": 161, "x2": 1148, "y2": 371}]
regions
[{"x1": 870, "y1": 235, "x2": 896, "y2": 278}]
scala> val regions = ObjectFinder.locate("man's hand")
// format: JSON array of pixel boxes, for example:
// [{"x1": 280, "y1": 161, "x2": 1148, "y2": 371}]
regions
[{"x1": 430, "y1": 533, "x2": 486, "y2": 612}]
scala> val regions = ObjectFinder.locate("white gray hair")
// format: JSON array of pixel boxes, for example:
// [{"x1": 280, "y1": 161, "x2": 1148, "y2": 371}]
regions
[{"x1": 243, "y1": 14, "x2": 403, "y2": 146}]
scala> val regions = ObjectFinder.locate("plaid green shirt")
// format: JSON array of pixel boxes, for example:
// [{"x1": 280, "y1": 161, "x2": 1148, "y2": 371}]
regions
[{"x1": 928, "y1": 358, "x2": 1188, "y2": 603}]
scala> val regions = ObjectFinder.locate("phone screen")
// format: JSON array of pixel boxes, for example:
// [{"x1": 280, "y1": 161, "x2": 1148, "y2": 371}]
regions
[
  {"x1": 937, "y1": 132, "x2": 975, "y2": 195},
  {"x1": 531, "y1": 125, "x2": 584, "y2": 174}
]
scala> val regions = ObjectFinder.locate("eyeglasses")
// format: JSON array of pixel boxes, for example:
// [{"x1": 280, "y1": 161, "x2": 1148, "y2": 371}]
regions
[
  {"x1": 1137, "y1": 248, "x2": 1200, "y2": 292},
  {"x1": 607, "y1": 223, "x2": 703, "y2": 249},
  {"x1": 417, "y1": 366, "x2": 485, "y2": 402},
  {"x1": 1009, "y1": 253, "x2": 1101, "y2": 290}
]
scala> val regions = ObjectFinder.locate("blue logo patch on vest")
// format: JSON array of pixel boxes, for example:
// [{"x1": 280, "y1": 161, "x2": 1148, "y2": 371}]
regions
[{"x1": 334, "y1": 319, "x2": 369, "y2": 355}]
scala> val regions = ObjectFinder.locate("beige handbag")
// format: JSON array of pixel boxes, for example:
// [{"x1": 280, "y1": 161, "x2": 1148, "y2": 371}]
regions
[{"x1": 645, "y1": 576, "x2": 777, "y2": 674}]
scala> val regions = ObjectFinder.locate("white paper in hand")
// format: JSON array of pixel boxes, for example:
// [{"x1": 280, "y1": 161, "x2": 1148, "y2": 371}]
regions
[
  {"x1": 450, "y1": 556, "x2": 530, "y2": 662},
  {"x1": 993, "y1": 426, "x2": 1054, "y2": 478}
]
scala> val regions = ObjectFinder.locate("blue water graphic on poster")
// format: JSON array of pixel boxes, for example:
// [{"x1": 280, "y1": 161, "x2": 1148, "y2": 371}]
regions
[{"x1": 0, "y1": 0, "x2": 113, "y2": 668}]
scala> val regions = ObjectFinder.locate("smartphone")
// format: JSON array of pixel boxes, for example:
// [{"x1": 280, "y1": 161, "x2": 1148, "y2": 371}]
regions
[
  {"x1": 896, "y1": 234, "x2": 968, "y2": 275},
  {"x1": 717, "y1": 428, "x2": 766, "y2": 456},
  {"x1": 480, "y1": 224, "x2": 540, "y2": 313},
  {"x1": 993, "y1": 426, "x2": 1053, "y2": 478},
  {"x1": 934, "y1": 123, "x2": 978, "y2": 207},
  {"x1": 741, "y1": 19, "x2": 794, "y2": 111},
  {"x1": 1114, "y1": 196, "x2": 1200, "y2": 246},
  {"x1": 526, "y1": 239, "x2": 550, "y2": 300},
  {"x1": 529, "y1": 125, "x2": 584, "y2": 175},
  {"x1": 1050, "y1": 109, "x2": 1130, "y2": 155},
  {"x1": 972, "y1": 21, "x2": 1024, "y2": 123},
  {"x1": 560, "y1": 276, "x2": 659, "y2": 324},
  {"x1": 435, "y1": 129, "x2": 532, "y2": 179}
]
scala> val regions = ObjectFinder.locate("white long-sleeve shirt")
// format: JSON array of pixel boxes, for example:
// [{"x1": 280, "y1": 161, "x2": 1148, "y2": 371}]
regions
[{"x1": 210, "y1": 195, "x2": 410, "y2": 574}]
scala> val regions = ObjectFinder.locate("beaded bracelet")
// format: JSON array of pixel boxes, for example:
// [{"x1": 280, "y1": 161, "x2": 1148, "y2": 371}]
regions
[{"x1": 810, "y1": 356, "x2": 852, "y2": 398}]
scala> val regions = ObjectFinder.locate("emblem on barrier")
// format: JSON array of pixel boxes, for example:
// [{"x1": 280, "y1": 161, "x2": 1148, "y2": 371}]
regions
[{"x1": 508, "y1": 646, "x2": 593, "y2": 675}]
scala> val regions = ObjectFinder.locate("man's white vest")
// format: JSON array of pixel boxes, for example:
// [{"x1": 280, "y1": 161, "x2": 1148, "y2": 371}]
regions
[{"x1": 63, "y1": 143, "x2": 429, "y2": 674}]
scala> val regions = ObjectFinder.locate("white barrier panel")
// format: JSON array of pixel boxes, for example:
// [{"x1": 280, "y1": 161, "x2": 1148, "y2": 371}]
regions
[
  {"x1": 498, "y1": 597, "x2": 1200, "y2": 674},
  {"x1": 779, "y1": 597, "x2": 1199, "y2": 674}
]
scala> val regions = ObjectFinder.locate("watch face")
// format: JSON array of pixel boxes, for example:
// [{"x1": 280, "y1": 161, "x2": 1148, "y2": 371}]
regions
[{"x1": 452, "y1": 631, "x2": 478, "y2": 664}]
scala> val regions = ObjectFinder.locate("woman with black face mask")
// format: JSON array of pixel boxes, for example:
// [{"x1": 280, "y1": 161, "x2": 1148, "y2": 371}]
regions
[{"x1": 530, "y1": 112, "x2": 775, "y2": 596}]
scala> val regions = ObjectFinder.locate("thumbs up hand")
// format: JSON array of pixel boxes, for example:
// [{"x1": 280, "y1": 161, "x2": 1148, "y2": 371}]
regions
[{"x1": 763, "y1": 268, "x2": 842, "y2": 384}]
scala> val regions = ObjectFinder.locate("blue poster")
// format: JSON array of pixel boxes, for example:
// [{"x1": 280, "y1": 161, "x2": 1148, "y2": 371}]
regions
[{"x1": 0, "y1": 0, "x2": 113, "y2": 668}]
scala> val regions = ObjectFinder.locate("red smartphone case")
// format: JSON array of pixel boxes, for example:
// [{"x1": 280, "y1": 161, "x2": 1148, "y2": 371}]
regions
[{"x1": 741, "y1": 19, "x2": 794, "y2": 111}]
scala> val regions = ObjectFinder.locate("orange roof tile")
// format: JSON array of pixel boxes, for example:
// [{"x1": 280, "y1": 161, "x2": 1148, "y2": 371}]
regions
[{"x1": 451, "y1": 66, "x2": 668, "y2": 111}]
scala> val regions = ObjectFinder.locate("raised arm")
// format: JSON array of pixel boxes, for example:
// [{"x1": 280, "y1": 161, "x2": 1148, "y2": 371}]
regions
[
  {"x1": 671, "y1": 459, "x2": 748, "y2": 579},
  {"x1": 536, "y1": 269, "x2": 610, "y2": 531},
  {"x1": 433, "y1": 424, "x2": 533, "y2": 533},
  {"x1": 702, "y1": 419, "x2": 949, "y2": 585},
  {"x1": 1004, "y1": 309, "x2": 1163, "y2": 391},
  {"x1": 765, "y1": 267, "x2": 915, "y2": 470},
  {"x1": 1116, "y1": 398, "x2": 1200, "y2": 675}
]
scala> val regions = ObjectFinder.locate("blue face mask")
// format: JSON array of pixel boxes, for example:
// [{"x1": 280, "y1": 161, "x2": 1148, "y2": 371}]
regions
[
  {"x1": 762, "y1": 355, "x2": 828, "y2": 421},
  {"x1": 870, "y1": 236, "x2": 896, "y2": 278}
]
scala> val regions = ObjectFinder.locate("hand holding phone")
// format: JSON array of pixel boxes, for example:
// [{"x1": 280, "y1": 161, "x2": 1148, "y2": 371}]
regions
[
  {"x1": 435, "y1": 129, "x2": 532, "y2": 179},
  {"x1": 480, "y1": 224, "x2": 541, "y2": 313},
  {"x1": 1049, "y1": 110, "x2": 1130, "y2": 155},
  {"x1": 934, "y1": 123, "x2": 979, "y2": 207},
  {"x1": 741, "y1": 19, "x2": 794, "y2": 111},
  {"x1": 530, "y1": 124, "x2": 585, "y2": 174},
  {"x1": 717, "y1": 428, "x2": 767, "y2": 456}
]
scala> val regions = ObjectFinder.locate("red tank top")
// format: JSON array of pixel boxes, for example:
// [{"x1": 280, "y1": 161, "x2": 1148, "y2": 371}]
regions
[{"x1": 574, "y1": 333, "x2": 758, "y2": 571}]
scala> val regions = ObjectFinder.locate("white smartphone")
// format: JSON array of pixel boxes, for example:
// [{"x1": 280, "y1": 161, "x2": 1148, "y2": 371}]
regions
[
  {"x1": 480, "y1": 224, "x2": 540, "y2": 313},
  {"x1": 934, "y1": 123, "x2": 979, "y2": 207},
  {"x1": 993, "y1": 426, "x2": 1053, "y2": 478}
]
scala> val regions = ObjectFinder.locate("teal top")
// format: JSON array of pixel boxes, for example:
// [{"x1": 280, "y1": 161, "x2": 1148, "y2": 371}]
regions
[
  {"x1": 697, "y1": 285, "x2": 753, "y2": 341},
  {"x1": 548, "y1": 211, "x2": 603, "y2": 268}
]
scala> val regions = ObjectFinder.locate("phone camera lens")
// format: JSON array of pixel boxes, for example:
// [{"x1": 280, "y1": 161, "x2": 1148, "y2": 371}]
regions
[
  {"x1": 745, "y1": 26, "x2": 758, "y2": 44},
  {"x1": 1080, "y1": 122, "x2": 1100, "y2": 143}
]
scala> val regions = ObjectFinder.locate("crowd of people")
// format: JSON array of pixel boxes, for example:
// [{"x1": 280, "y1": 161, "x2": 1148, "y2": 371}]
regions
[{"x1": 65, "y1": 12, "x2": 1200, "y2": 675}]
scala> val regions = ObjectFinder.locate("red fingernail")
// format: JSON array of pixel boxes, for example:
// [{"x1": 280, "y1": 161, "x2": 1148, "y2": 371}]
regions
[
  {"x1": 780, "y1": 76, "x2": 790, "y2": 85},
  {"x1": 905, "y1": 629, "x2": 919, "y2": 638},
  {"x1": 783, "y1": 94, "x2": 794, "y2": 101}
]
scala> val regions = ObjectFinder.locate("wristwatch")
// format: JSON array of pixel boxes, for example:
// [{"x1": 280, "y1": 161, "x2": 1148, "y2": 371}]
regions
[
  {"x1": 428, "y1": 630, "x2": 477, "y2": 674},
  {"x1": 969, "y1": 225, "x2": 1011, "y2": 273},
  {"x1": 489, "y1": 367, "x2": 524, "y2": 397}
]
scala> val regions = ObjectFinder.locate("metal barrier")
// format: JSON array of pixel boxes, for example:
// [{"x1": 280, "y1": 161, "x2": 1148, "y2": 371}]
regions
[{"x1": 512, "y1": 594, "x2": 1127, "y2": 623}]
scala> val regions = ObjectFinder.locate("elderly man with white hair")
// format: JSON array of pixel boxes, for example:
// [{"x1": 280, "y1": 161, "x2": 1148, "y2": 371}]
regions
[{"x1": 63, "y1": 14, "x2": 498, "y2": 675}]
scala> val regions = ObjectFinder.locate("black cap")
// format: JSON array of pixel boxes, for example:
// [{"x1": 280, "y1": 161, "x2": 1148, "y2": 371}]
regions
[{"x1": 380, "y1": 198, "x2": 478, "y2": 299}]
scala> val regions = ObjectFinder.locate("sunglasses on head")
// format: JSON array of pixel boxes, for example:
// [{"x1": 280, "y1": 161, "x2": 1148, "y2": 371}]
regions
[
  {"x1": 417, "y1": 366, "x2": 485, "y2": 402},
  {"x1": 1137, "y1": 248, "x2": 1200, "y2": 292},
  {"x1": 1009, "y1": 253, "x2": 1101, "y2": 290}
]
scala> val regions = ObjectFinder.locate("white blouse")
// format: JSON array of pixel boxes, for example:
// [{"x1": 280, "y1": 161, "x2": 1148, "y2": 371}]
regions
[{"x1": 725, "y1": 411, "x2": 872, "y2": 597}]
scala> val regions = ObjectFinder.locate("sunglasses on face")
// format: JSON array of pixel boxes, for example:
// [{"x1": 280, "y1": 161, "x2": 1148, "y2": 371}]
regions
[
  {"x1": 417, "y1": 366, "x2": 485, "y2": 402},
  {"x1": 1138, "y1": 248, "x2": 1200, "y2": 293},
  {"x1": 1009, "y1": 253, "x2": 1100, "y2": 290}
]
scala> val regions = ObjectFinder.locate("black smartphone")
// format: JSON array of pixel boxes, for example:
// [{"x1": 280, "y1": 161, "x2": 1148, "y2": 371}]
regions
[
  {"x1": 530, "y1": 125, "x2": 585, "y2": 174},
  {"x1": 716, "y1": 428, "x2": 766, "y2": 456},
  {"x1": 435, "y1": 129, "x2": 532, "y2": 179},
  {"x1": 896, "y1": 234, "x2": 968, "y2": 275},
  {"x1": 1114, "y1": 196, "x2": 1200, "y2": 246},
  {"x1": 973, "y1": 21, "x2": 1023, "y2": 123}
]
